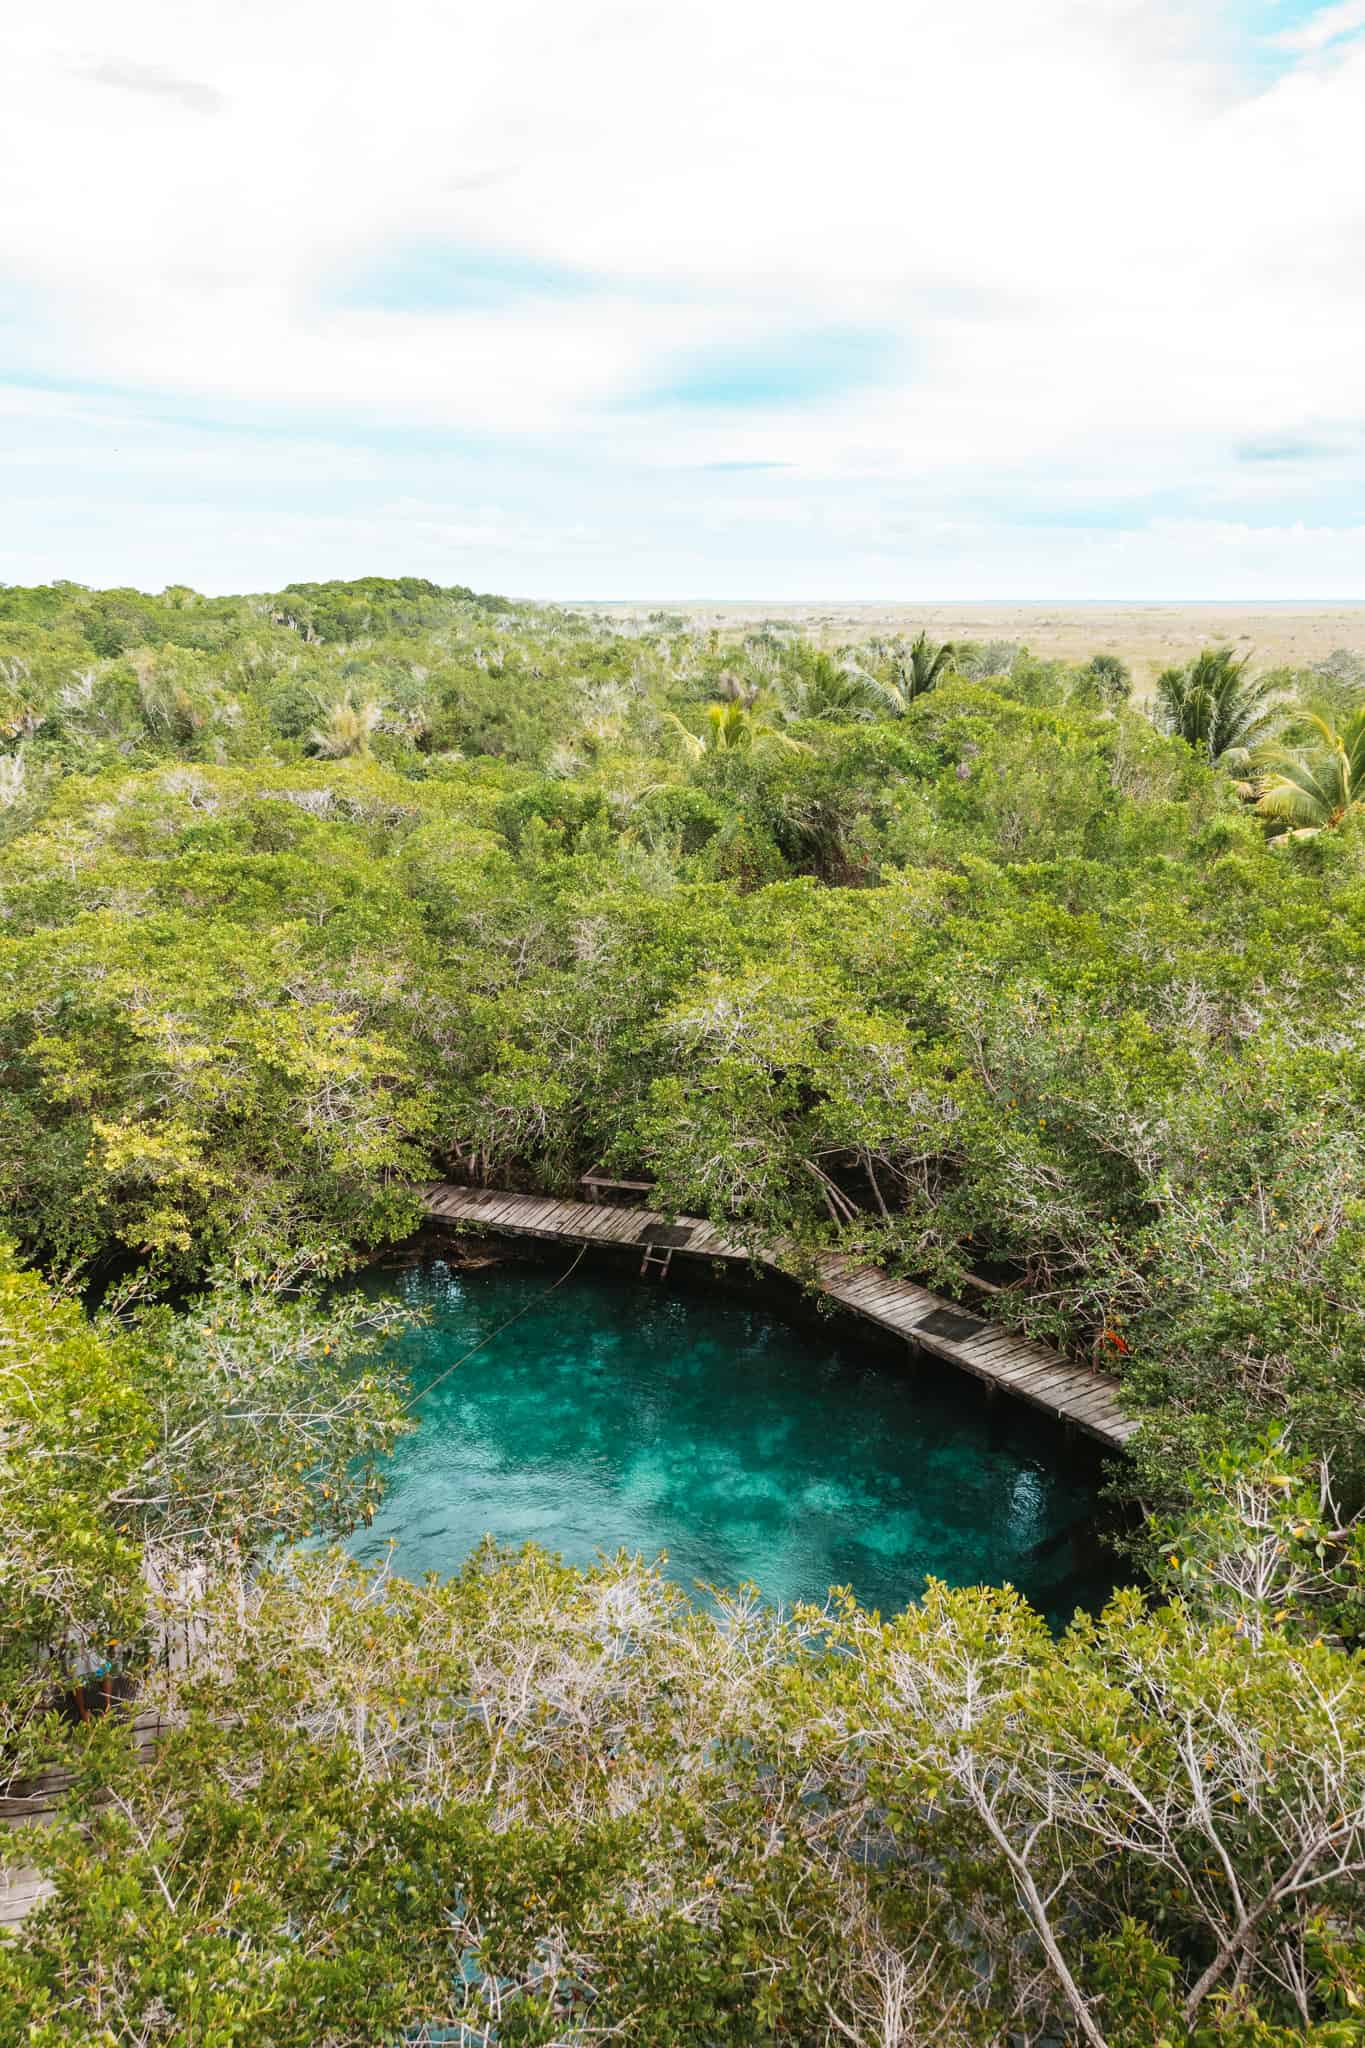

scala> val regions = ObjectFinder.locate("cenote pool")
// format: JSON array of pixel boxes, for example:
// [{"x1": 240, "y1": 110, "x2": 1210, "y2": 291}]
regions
[{"x1": 349, "y1": 1255, "x2": 1113, "y2": 1623}]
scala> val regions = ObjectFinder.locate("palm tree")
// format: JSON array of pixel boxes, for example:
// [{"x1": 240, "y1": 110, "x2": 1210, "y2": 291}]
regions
[
  {"x1": 1076, "y1": 652, "x2": 1132, "y2": 704},
  {"x1": 780, "y1": 653, "x2": 882, "y2": 722},
  {"x1": 1255, "y1": 709, "x2": 1365, "y2": 839},
  {"x1": 1154, "y1": 648, "x2": 1280, "y2": 769},
  {"x1": 712, "y1": 668, "x2": 763, "y2": 708},
  {"x1": 662, "y1": 698, "x2": 809, "y2": 760},
  {"x1": 134, "y1": 653, "x2": 208, "y2": 742},
  {"x1": 847, "y1": 631, "x2": 958, "y2": 716},
  {"x1": 898, "y1": 630, "x2": 958, "y2": 701},
  {"x1": 307, "y1": 691, "x2": 384, "y2": 759}
]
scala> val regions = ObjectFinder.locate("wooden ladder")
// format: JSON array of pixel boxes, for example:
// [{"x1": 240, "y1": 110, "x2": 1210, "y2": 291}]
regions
[{"x1": 640, "y1": 1243, "x2": 675, "y2": 1280}]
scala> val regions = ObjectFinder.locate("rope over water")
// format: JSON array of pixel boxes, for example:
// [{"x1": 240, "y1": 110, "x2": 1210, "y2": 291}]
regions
[{"x1": 403, "y1": 1241, "x2": 588, "y2": 1412}]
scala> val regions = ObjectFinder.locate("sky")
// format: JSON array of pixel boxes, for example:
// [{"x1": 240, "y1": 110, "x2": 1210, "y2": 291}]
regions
[{"x1": 2, "y1": 0, "x2": 1364, "y2": 600}]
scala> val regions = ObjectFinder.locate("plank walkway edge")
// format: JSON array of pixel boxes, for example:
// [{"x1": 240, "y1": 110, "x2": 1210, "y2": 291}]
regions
[
  {"x1": 419, "y1": 1183, "x2": 1137, "y2": 1449},
  {"x1": 2, "y1": 1710, "x2": 166, "y2": 1935}
]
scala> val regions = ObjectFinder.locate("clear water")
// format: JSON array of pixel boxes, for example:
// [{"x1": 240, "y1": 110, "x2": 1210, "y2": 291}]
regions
[{"x1": 350, "y1": 1256, "x2": 1111, "y2": 1622}]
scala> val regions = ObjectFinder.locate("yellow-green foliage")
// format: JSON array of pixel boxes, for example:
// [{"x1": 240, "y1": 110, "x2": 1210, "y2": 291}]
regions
[
  {"x1": 1, "y1": 579, "x2": 1363, "y2": 2043},
  {"x1": 0, "y1": 1247, "x2": 149, "y2": 1718}
]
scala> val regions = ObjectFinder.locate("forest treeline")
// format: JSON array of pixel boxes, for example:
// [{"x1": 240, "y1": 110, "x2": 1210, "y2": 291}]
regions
[{"x1": 1, "y1": 577, "x2": 1362, "y2": 2044}]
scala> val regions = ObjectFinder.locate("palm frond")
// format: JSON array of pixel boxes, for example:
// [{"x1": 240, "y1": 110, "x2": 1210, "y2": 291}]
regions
[
  {"x1": 1255, "y1": 706, "x2": 1365, "y2": 834},
  {"x1": 307, "y1": 691, "x2": 384, "y2": 758},
  {"x1": 1255, "y1": 763, "x2": 1337, "y2": 828},
  {"x1": 1155, "y1": 648, "x2": 1282, "y2": 765},
  {"x1": 659, "y1": 711, "x2": 706, "y2": 762},
  {"x1": 855, "y1": 671, "x2": 912, "y2": 718}
]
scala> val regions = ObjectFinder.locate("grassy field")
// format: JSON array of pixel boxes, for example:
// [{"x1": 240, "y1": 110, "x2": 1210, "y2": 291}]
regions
[{"x1": 576, "y1": 601, "x2": 1365, "y2": 689}]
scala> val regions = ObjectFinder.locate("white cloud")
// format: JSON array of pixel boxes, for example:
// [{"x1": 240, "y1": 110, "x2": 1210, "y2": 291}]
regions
[
  {"x1": 1268, "y1": 0, "x2": 1365, "y2": 53},
  {"x1": 1, "y1": 0, "x2": 1364, "y2": 593},
  {"x1": 78, "y1": 60, "x2": 226, "y2": 115}
]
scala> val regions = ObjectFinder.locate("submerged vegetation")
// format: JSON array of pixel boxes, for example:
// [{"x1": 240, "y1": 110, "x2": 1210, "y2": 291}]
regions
[{"x1": 1, "y1": 577, "x2": 1362, "y2": 2043}]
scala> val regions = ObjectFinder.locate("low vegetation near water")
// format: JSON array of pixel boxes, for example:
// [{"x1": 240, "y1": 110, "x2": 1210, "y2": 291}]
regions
[{"x1": 1, "y1": 577, "x2": 1362, "y2": 2044}]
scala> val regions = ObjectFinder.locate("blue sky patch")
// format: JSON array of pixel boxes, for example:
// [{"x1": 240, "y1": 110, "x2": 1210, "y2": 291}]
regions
[
  {"x1": 1237, "y1": 436, "x2": 1341, "y2": 463},
  {"x1": 332, "y1": 238, "x2": 600, "y2": 312},
  {"x1": 641, "y1": 328, "x2": 904, "y2": 411},
  {"x1": 1238, "y1": 0, "x2": 1365, "y2": 81}
]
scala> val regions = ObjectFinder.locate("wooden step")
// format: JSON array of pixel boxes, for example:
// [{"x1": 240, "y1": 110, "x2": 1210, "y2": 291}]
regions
[{"x1": 420, "y1": 1185, "x2": 1137, "y2": 1447}]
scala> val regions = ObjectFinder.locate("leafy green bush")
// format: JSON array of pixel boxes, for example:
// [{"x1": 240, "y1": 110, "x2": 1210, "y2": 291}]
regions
[{"x1": 2, "y1": 582, "x2": 1363, "y2": 2040}]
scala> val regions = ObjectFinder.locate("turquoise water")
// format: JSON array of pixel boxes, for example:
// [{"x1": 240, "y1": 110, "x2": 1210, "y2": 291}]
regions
[{"x1": 350, "y1": 1256, "x2": 1110, "y2": 1621}]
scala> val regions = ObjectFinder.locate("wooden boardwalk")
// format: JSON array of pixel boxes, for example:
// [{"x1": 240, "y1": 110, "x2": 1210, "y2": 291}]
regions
[
  {"x1": 2, "y1": 1709, "x2": 165, "y2": 1934},
  {"x1": 1, "y1": 1205, "x2": 1132, "y2": 1937},
  {"x1": 421, "y1": 1184, "x2": 1138, "y2": 1448}
]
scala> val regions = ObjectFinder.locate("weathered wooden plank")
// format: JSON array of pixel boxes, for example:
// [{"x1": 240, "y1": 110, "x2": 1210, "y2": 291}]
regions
[
  {"x1": 894, "y1": 1300, "x2": 950, "y2": 1332},
  {"x1": 0, "y1": 1867, "x2": 54, "y2": 1926},
  {"x1": 1076, "y1": 1411, "x2": 1129, "y2": 1440},
  {"x1": 916, "y1": 1324, "x2": 1088, "y2": 1416},
  {"x1": 1063, "y1": 1385, "x2": 1129, "y2": 1424},
  {"x1": 1015, "y1": 1356, "x2": 1121, "y2": 1399},
  {"x1": 603, "y1": 1209, "x2": 649, "y2": 1243},
  {"x1": 419, "y1": 1185, "x2": 1135, "y2": 1448},
  {"x1": 825, "y1": 1276, "x2": 893, "y2": 1311},
  {"x1": 1, "y1": 1708, "x2": 171, "y2": 1931},
  {"x1": 1065, "y1": 1393, "x2": 1121, "y2": 1421},
  {"x1": 953, "y1": 1314, "x2": 1033, "y2": 1345},
  {"x1": 846, "y1": 1282, "x2": 929, "y2": 1321},
  {"x1": 1042, "y1": 1369, "x2": 1125, "y2": 1407},
  {"x1": 1014, "y1": 1349, "x2": 1090, "y2": 1383},
  {"x1": 525, "y1": 1201, "x2": 582, "y2": 1234},
  {"x1": 532, "y1": 1200, "x2": 584, "y2": 1230},
  {"x1": 969, "y1": 1346, "x2": 1072, "y2": 1388},
  {"x1": 955, "y1": 1326, "x2": 1038, "y2": 1361},
  {"x1": 597, "y1": 1196, "x2": 646, "y2": 1228},
  {"x1": 702, "y1": 1228, "x2": 749, "y2": 1259},
  {"x1": 992, "y1": 1362, "x2": 1082, "y2": 1403},
  {"x1": 696, "y1": 1220, "x2": 743, "y2": 1256},
  {"x1": 595, "y1": 1223, "x2": 637, "y2": 1246},
  {"x1": 979, "y1": 1350, "x2": 1086, "y2": 1391},
  {"x1": 956, "y1": 1339, "x2": 1036, "y2": 1376},
  {"x1": 567, "y1": 1204, "x2": 618, "y2": 1236},
  {"x1": 818, "y1": 1270, "x2": 873, "y2": 1298},
  {"x1": 907, "y1": 1315, "x2": 980, "y2": 1352},
  {"x1": 1042, "y1": 1386, "x2": 1107, "y2": 1416},
  {"x1": 1061, "y1": 1386, "x2": 1123, "y2": 1417},
  {"x1": 847, "y1": 1272, "x2": 916, "y2": 1307},
  {"x1": 580, "y1": 1208, "x2": 625, "y2": 1241}
]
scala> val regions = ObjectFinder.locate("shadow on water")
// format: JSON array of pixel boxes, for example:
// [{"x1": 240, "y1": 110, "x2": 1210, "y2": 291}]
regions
[{"x1": 349, "y1": 1249, "x2": 1119, "y2": 1628}]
